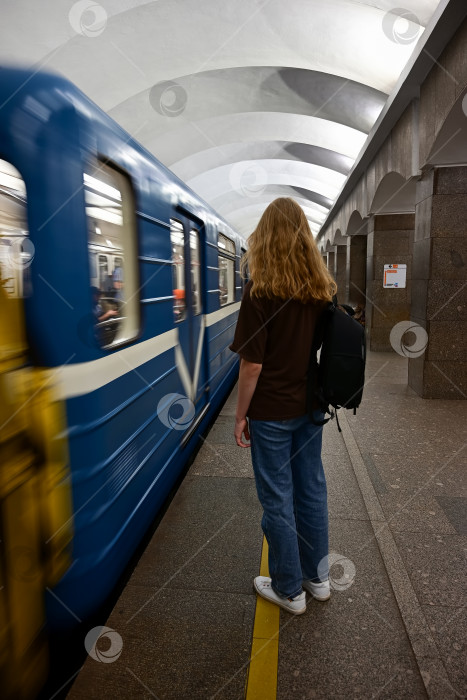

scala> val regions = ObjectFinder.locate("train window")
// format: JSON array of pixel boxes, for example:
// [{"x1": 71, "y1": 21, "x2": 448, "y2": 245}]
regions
[
  {"x1": 85, "y1": 162, "x2": 139, "y2": 348},
  {"x1": 0, "y1": 159, "x2": 31, "y2": 298},
  {"x1": 170, "y1": 219, "x2": 185, "y2": 323},
  {"x1": 98, "y1": 254, "x2": 108, "y2": 290},
  {"x1": 218, "y1": 233, "x2": 235, "y2": 307},
  {"x1": 190, "y1": 229, "x2": 201, "y2": 315}
]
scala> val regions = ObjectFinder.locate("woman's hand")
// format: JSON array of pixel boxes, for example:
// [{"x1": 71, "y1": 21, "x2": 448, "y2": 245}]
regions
[
  {"x1": 233, "y1": 358, "x2": 261, "y2": 448},
  {"x1": 234, "y1": 417, "x2": 251, "y2": 448}
]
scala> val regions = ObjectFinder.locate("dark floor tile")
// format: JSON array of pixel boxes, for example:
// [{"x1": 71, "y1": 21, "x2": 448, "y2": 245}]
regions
[
  {"x1": 128, "y1": 510, "x2": 263, "y2": 595},
  {"x1": 378, "y1": 489, "x2": 456, "y2": 534},
  {"x1": 174, "y1": 475, "x2": 262, "y2": 520},
  {"x1": 436, "y1": 495, "x2": 467, "y2": 534},
  {"x1": 69, "y1": 589, "x2": 254, "y2": 700},
  {"x1": 278, "y1": 620, "x2": 424, "y2": 699},
  {"x1": 370, "y1": 450, "x2": 467, "y2": 495},
  {"x1": 392, "y1": 531, "x2": 467, "y2": 606},
  {"x1": 422, "y1": 604, "x2": 467, "y2": 698}
]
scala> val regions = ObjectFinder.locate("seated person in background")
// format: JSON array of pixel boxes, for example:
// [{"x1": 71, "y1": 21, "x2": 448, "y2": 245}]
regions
[{"x1": 91, "y1": 286, "x2": 117, "y2": 323}]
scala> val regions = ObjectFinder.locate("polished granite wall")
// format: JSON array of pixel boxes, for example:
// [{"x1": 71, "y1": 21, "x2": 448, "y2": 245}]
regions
[
  {"x1": 326, "y1": 250, "x2": 335, "y2": 284},
  {"x1": 346, "y1": 234, "x2": 367, "y2": 306},
  {"x1": 333, "y1": 244, "x2": 346, "y2": 300},
  {"x1": 409, "y1": 166, "x2": 467, "y2": 399},
  {"x1": 366, "y1": 214, "x2": 414, "y2": 351}
]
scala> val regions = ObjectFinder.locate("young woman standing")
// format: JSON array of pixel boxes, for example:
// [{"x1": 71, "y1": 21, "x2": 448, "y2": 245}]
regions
[{"x1": 230, "y1": 198, "x2": 337, "y2": 615}]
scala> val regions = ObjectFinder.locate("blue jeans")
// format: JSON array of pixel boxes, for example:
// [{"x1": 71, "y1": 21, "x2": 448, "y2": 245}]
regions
[{"x1": 249, "y1": 413, "x2": 329, "y2": 598}]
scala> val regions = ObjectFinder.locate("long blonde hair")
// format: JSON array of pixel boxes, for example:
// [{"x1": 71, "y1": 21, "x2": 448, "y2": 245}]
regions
[{"x1": 242, "y1": 198, "x2": 337, "y2": 303}]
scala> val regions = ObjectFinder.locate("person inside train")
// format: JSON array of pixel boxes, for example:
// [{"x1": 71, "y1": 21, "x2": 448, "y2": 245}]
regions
[
  {"x1": 173, "y1": 288, "x2": 186, "y2": 322},
  {"x1": 230, "y1": 197, "x2": 337, "y2": 615},
  {"x1": 91, "y1": 286, "x2": 118, "y2": 323},
  {"x1": 111, "y1": 265, "x2": 124, "y2": 302}
]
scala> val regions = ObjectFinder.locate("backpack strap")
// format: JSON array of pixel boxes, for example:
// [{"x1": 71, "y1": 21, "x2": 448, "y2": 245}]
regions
[
  {"x1": 334, "y1": 409, "x2": 342, "y2": 432},
  {"x1": 309, "y1": 407, "x2": 334, "y2": 427},
  {"x1": 307, "y1": 301, "x2": 333, "y2": 426}
]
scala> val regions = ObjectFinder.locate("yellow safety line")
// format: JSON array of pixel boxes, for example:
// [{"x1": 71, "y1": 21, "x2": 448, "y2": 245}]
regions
[{"x1": 244, "y1": 537, "x2": 280, "y2": 700}]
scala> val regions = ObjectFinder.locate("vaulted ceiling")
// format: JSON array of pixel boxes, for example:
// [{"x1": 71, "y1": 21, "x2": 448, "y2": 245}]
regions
[{"x1": 1, "y1": 0, "x2": 443, "y2": 238}]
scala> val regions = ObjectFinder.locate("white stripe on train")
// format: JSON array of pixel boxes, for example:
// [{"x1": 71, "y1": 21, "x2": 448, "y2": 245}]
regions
[{"x1": 50, "y1": 302, "x2": 241, "y2": 400}]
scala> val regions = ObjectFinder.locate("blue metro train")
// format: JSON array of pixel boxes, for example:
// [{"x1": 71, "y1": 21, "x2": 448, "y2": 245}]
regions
[{"x1": 0, "y1": 67, "x2": 244, "y2": 691}]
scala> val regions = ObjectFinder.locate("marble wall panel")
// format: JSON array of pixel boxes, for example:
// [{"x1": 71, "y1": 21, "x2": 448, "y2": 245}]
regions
[
  {"x1": 420, "y1": 360, "x2": 467, "y2": 399},
  {"x1": 426, "y1": 320, "x2": 466, "y2": 362},
  {"x1": 409, "y1": 166, "x2": 467, "y2": 398},
  {"x1": 431, "y1": 194, "x2": 467, "y2": 238},
  {"x1": 435, "y1": 166, "x2": 467, "y2": 195},
  {"x1": 367, "y1": 216, "x2": 413, "y2": 351},
  {"x1": 426, "y1": 279, "x2": 467, "y2": 322},
  {"x1": 373, "y1": 214, "x2": 415, "y2": 232},
  {"x1": 430, "y1": 237, "x2": 467, "y2": 280}
]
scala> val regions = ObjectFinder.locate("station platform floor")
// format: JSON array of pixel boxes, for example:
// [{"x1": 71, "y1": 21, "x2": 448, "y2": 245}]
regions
[{"x1": 67, "y1": 352, "x2": 466, "y2": 700}]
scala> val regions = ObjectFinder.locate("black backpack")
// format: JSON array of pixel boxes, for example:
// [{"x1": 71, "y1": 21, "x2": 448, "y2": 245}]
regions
[{"x1": 307, "y1": 299, "x2": 366, "y2": 431}]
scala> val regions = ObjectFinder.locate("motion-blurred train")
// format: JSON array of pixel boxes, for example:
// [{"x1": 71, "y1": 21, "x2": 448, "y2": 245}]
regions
[{"x1": 0, "y1": 67, "x2": 245, "y2": 698}]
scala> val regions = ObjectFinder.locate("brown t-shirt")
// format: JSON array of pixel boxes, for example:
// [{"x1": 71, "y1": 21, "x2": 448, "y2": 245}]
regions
[{"x1": 229, "y1": 281, "x2": 325, "y2": 420}]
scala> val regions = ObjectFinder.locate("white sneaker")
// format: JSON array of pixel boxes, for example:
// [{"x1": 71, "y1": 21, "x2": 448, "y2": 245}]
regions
[
  {"x1": 302, "y1": 579, "x2": 331, "y2": 601},
  {"x1": 253, "y1": 576, "x2": 306, "y2": 615}
]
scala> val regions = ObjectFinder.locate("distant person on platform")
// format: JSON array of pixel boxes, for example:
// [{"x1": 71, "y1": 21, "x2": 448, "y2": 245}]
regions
[
  {"x1": 230, "y1": 197, "x2": 336, "y2": 615},
  {"x1": 354, "y1": 304, "x2": 365, "y2": 326}
]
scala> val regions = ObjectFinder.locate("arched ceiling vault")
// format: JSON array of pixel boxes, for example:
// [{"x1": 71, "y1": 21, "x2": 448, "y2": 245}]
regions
[
  {"x1": 171, "y1": 142, "x2": 354, "y2": 183},
  {"x1": 215, "y1": 190, "x2": 329, "y2": 218},
  {"x1": 2, "y1": 0, "x2": 445, "y2": 239}
]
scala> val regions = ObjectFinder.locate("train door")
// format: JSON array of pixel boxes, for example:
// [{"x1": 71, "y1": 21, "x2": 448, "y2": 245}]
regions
[
  {"x1": 0, "y1": 159, "x2": 73, "y2": 698},
  {"x1": 170, "y1": 215, "x2": 208, "y2": 438}
]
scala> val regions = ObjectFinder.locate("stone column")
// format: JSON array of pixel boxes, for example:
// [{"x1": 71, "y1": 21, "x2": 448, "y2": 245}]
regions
[
  {"x1": 409, "y1": 166, "x2": 467, "y2": 398},
  {"x1": 366, "y1": 214, "x2": 414, "y2": 351},
  {"x1": 327, "y1": 250, "x2": 335, "y2": 278},
  {"x1": 346, "y1": 235, "x2": 367, "y2": 306},
  {"x1": 334, "y1": 245, "x2": 347, "y2": 301}
]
